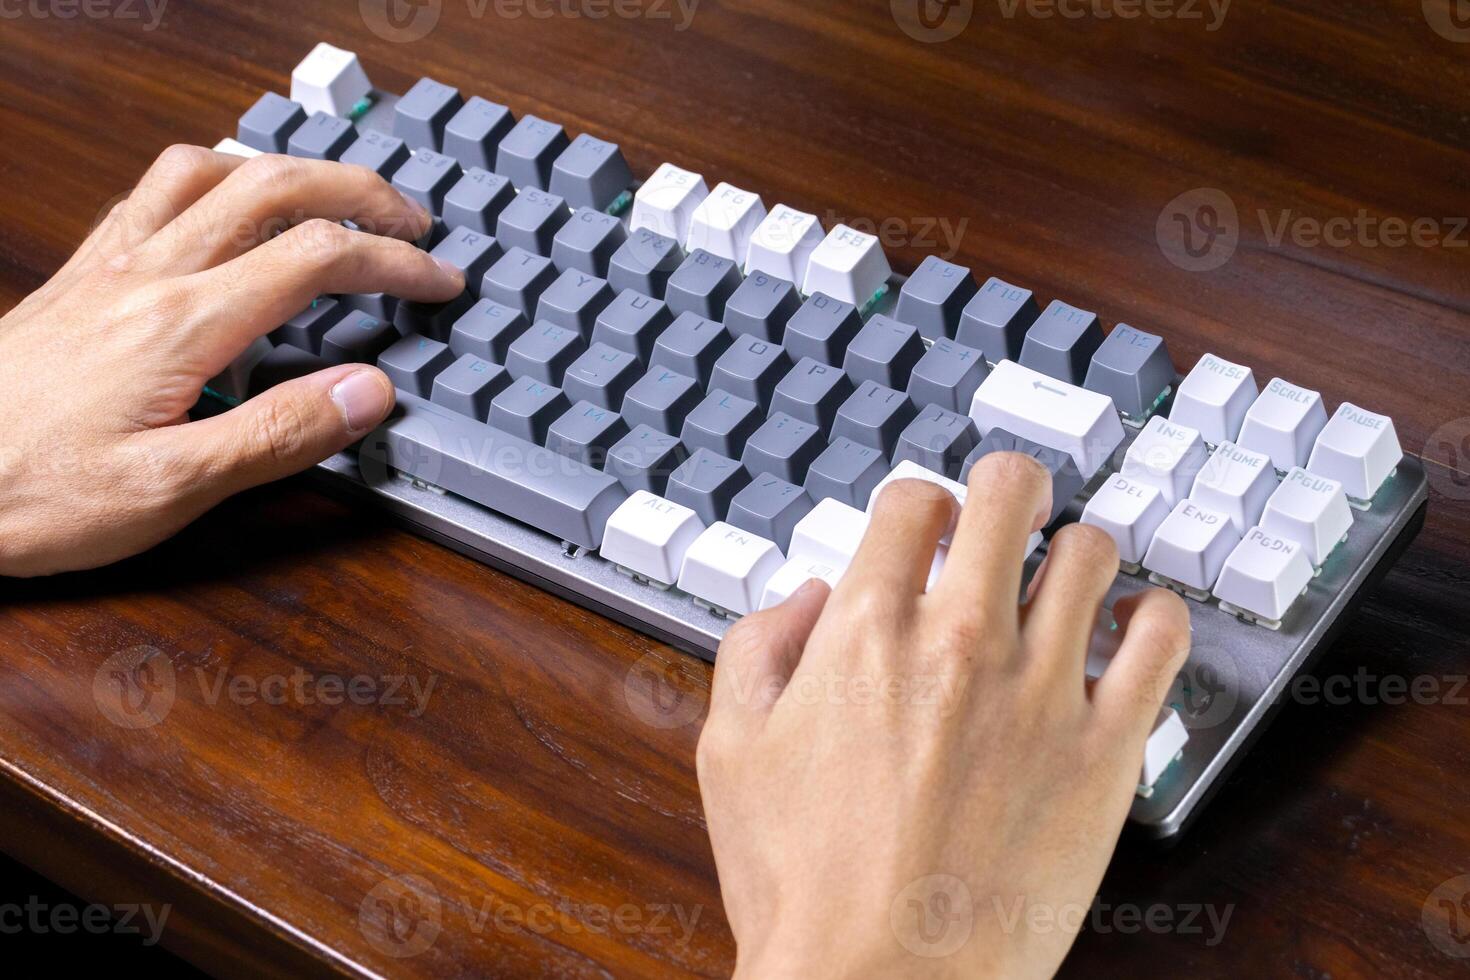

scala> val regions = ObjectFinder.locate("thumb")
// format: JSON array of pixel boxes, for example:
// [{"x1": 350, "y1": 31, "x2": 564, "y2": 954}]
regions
[{"x1": 172, "y1": 364, "x2": 395, "y2": 499}]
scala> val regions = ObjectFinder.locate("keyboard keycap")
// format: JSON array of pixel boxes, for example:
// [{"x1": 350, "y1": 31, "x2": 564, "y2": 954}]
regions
[
  {"x1": 651, "y1": 312, "x2": 732, "y2": 386},
  {"x1": 677, "y1": 523, "x2": 785, "y2": 617},
  {"x1": 212, "y1": 138, "x2": 262, "y2": 159},
  {"x1": 1121, "y1": 415, "x2": 1210, "y2": 507},
  {"x1": 801, "y1": 224, "x2": 891, "y2": 308},
  {"x1": 608, "y1": 229, "x2": 684, "y2": 298},
  {"x1": 843, "y1": 314, "x2": 926, "y2": 391},
  {"x1": 339, "y1": 129, "x2": 411, "y2": 179},
  {"x1": 723, "y1": 272, "x2": 800, "y2": 343},
  {"x1": 496, "y1": 114, "x2": 570, "y2": 191},
  {"x1": 961, "y1": 428, "x2": 1084, "y2": 525},
  {"x1": 290, "y1": 42, "x2": 371, "y2": 118},
  {"x1": 759, "y1": 557, "x2": 844, "y2": 610},
  {"x1": 442, "y1": 168, "x2": 515, "y2": 235},
  {"x1": 591, "y1": 290, "x2": 671, "y2": 362},
  {"x1": 804, "y1": 437, "x2": 889, "y2": 509},
  {"x1": 562, "y1": 342, "x2": 642, "y2": 410},
  {"x1": 686, "y1": 182, "x2": 766, "y2": 263},
  {"x1": 378, "y1": 334, "x2": 455, "y2": 397},
  {"x1": 895, "y1": 256, "x2": 979, "y2": 341},
  {"x1": 832, "y1": 380, "x2": 917, "y2": 456},
  {"x1": 601, "y1": 491, "x2": 705, "y2": 586},
  {"x1": 504, "y1": 321, "x2": 586, "y2": 386},
  {"x1": 1259, "y1": 467, "x2": 1353, "y2": 567},
  {"x1": 1189, "y1": 441, "x2": 1277, "y2": 535},
  {"x1": 622, "y1": 368, "x2": 703, "y2": 434},
  {"x1": 710, "y1": 334, "x2": 792, "y2": 408},
  {"x1": 442, "y1": 96, "x2": 514, "y2": 170},
  {"x1": 545, "y1": 401, "x2": 629, "y2": 467},
  {"x1": 394, "y1": 77, "x2": 463, "y2": 152},
  {"x1": 1213, "y1": 527, "x2": 1314, "y2": 625},
  {"x1": 551, "y1": 208, "x2": 627, "y2": 278},
  {"x1": 895, "y1": 406, "x2": 980, "y2": 481},
  {"x1": 605, "y1": 424, "x2": 688, "y2": 495},
  {"x1": 788, "y1": 498, "x2": 870, "y2": 571},
  {"x1": 431, "y1": 353, "x2": 510, "y2": 419},
  {"x1": 907, "y1": 338, "x2": 988, "y2": 415},
  {"x1": 770, "y1": 357, "x2": 853, "y2": 432},
  {"x1": 274, "y1": 297, "x2": 345, "y2": 353},
  {"x1": 1306, "y1": 403, "x2": 1402, "y2": 504},
  {"x1": 249, "y1": 343, "x2": 327, "y2": 395},
  {"x1": 320, "y1": 310, "x2": 399, "y2": 365},
  {"x1": 342, "y1": 291, "x2": 398, "y2": 322},
  {"x1": 783, "y1": 293, "x2": 863, "y2": 365},
  {"x1": 957, "y1": 277, "x2": 1040, "y2": 363},
  {"x1": 1083, "y1": 324, "x2": 1174, "y2": 421},
  {"x1": 1237, "y1": 378, "x2": 1329, "y2": 473},
  {"x1": 745, "y1": 204, "x2": 824, "y2": 284},
  {"x1": 1080, "y1": 474, "x2": 1170, "y2": 565},
  {"x1": 287, "y1": 111, "x2": 356, "y2": 160},
  {"x1": 480, "y1": 247, "x2": 558, "y2": 318},
  {"x1": 360, "y1": 393, "x2": 626, "y2": 550},
  {"x1": 967, "y1": 359, "x2": 1124, "y2": 480},
  {"x1": 237, "y1": 92, "x2": 306, "y2": 153},
  {"x1": 1142, "y1": 500, "x2": 1240, "y2": 595},
  {"x1": 668, "y1": 449, "x2": 751, "y2": 526},
  {"x1": 495, "y1": 187, "x2": 569, "y2": 254},
  {"x1": 1169, "y1": 352, "x2": 1257, "y2": 446},
  {"x1": 448, "y1": 298, "x2": 527, "y2": 361},
  {"x1": 430, "y1": 227, "x2": 502, "y2": 291},
  {"x1": 666, "y1": 249, "x2": 743, "y2": 321},
  {"x1": 535, "y1": 269, "x2": 614, "y2": 337},
  {"x1": 488, "y1": 376, "x2": 570, "y2": 443},
  {"x1": 681, "y1": 390, "x2": 763, "y2": 458},
  {"x1": 741, "y1": 412, "x2": 824, "y2": 484},
  {"x1": 549, "y1": 133, "x2": 633, "y2": 212},
  {"x1": 391, "y1": 147, "x2": 463, "y2": 213},
  {"x1": 1018, "y1": 300, "x2": 1104, "y2": 386},
  {"x1": 392, "y1": 291, "x2": 475, "y2": 343},
  {"x1": 728, "y1": 476, "x2": 814, "y2": 552},
  {"x1": 630, "y1": 162, "x2": 709, "y2": 242}
]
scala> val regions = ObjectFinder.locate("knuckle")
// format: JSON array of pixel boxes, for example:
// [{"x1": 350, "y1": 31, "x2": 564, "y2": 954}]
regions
[
  {"x1": 1127, "y1": 592, "x2": 1192, "y2": 666},
  {"x1": 873, "y1": 477, "x2": 952, "y2": 526},
  {"x1": 718, "y1": 610, "x2": 775, "y2": 660},
  {"x1": 968, "y1": 450, "x2": 1048, "y2": 494},
  {"x1": 1053, "y1": 521, "x2": 1119, "y2": 569},
  {"x1": 251, "y1": 396, "x2": 313, "y2": 466},
  {"x1": 282, "y1": 218, "x2": 354, "y2": 267},
  {"x1": 238, "y1": 152, "x2": 306, "y2": 194},
  {"x1": 149, "y1": 143, "x2": 215, "y2": 183}
]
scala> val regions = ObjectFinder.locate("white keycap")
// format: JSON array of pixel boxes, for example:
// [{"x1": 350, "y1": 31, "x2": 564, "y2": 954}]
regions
[
  {"x1": 212, "y1": 137, "x2": 263, "y2": 158},
  {"x1": 677, "y1": 522, "x2": 785, "y2": 616},
  {"x1": 758, "y1": 557, "x2": 844, "y2": 609},
  {"x1": 1081, "y1": 474, "x2": 1170, "y2": 564},
  {"x1": 968, "y1": 359, "x2": 1125, "y2": 480},
  {"x1": 744, "y1": 204, "x2": 825, "y2": 284},
  {"x1": 800, "y1": 224, "x2": 892, "y2": 308},
  {"x1": 1169, "y1": 353, "x2": 1257, "y2": 445},
  {"x1": 601, "y1": 491, "x2": 705, "y2": 586},
  {"x1": 1142, "y1": 500, "x2": 1241, "y2": 593},
  {"x1": 1121, "y1": 414, "x2": 1210, "y2": 506},
  {"x1": 1141, "y1": 709, "x2": 1190, "y2": 789},
  {"x1": 685, "y1": 182, "x2": 766, "y2": 263},
  {"x1": 1237, "y1": 378, "x2": 1328, "y2": 472},
  {"x1": 1260, "y1": 467, "x2": 1353, "y2": 567},
  {"x1": 788, "y1": 498, "x2": 870, "y2": 570},
  {"x1": 1213, "y1": 526, "x2": 1314, "y2": 624},
  {"x1": 1306, "y1": 402, "x2": 1402, "y2": 503},
  {"x1": 925, "y1": 543, "x2": 949, "y2": 592},
  {"x1": 1188, "y1": 441, "x2": 1277, "y2": 535},
  {"x1": 630, "y1": 162, "x2": 709, "y2": 242},
  {"x1": 290, "y1": 42, "x2": 373, "y2": 118}
]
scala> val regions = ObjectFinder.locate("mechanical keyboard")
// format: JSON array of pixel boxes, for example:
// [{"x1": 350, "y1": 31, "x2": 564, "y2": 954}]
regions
[{"x1": 200, "y1": 43, "x2": 1428, "y2": 839}]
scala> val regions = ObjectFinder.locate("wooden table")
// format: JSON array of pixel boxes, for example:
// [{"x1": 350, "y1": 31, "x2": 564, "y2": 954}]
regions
[{"x1": 3, "y1": 1, "x2": 1468, "y2": 975}]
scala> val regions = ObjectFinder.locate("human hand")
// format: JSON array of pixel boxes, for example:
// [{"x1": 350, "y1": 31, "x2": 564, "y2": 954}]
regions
[
  {"x1": 0, "y1": 145, "x2": 465, "y2": 576},
  {"x1": 696, "y1": 455, "x2": 1191, "y2": 978}
]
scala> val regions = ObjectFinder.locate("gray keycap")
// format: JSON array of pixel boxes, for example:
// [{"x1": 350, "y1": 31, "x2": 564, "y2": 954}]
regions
[
  {"x1": 668, "y1": 449, "x2": 751, "y2": 527},
  {"x1": 681, "y1": 390, "x2": 763, "y2": 459},
  {"x1": 391, "y1": 148, "x2": 463, "y2": 213},
  {"x1": 722, "y1": 272, "x2": 800, "y2": 344},
  {"x1": 545, "y1": 401, "x2": 630, "y2": 468},
  {"x1": 496, "y1": 188, "x2": 569, "y2": 255},
  {"x1": 393, "y1": 77, "x2": 463, "y2": 153},
  {"x1": 605, "y1": 424, "x2": 688, "y2": 495},
  {"x1": 961, "y1": 428, "x2": 1084, "y2": 525},
  {"x1": 728, "y1": 476, "x2": 814, "y2": 552},
  {"x1": 843, "y1": 314, "x2": 926, "y2": 391},
  {"x1": 741, "y1": 412, "x2": 824, "y2": 484},
  {"x1": 273, "y1": 297, "x2": 345, "y2": 353},
  {"x1": 359, "y1": 393, "x2": 626, "y2": 550},
  {"x1": 1019, "y1": 300, "x2": 1104, "y2": 385},
  {"x1": 591, "y1": 290, "x2": 671, "y2": 363},
  {"x1": 431, "y1": 353, "x2": 511, "y2": 419},
  {"x1": 392, "y1": 291, "x2": 474, "y2": 343},
  {"x1": 504, "y1": 321, "x2": 586, "y2": 386},
  {"x1": 342, "y1": 292, "x2": 398, "y2": 322},
  {"x1": 665, "y1": 249, "x2": 742, "y2": 321},
  {"x1": 957, "y1": 277, "x2": 1040, "y2": 363},
  {"x1": 442, "y1": 95, "x2": 514, "y2": 170},
  {"x1": 907, "y1": 338, "x2": 989, "y2": 414},
  {"x1": 249, "y1": 343, "x2": 328, "y2": 395},
  {"x1": 535, "y1": 269, "x2": 614, "y2": 337},
  {"x1": 449, "y1": 298, "x2": 527, "y2": 361},
  {"x1": 320, "y1": 310, "x2": 400, "y2": 365},
  {"x1": 608, "y1": 229, "x2": 683, "y2": 297},
  {"x1": 621, "y1": 368, "x2": 702, "y2": 434},
  {"x1": 784, "y1": 293, "x2": 864, "y2": 365},
  {"x1": 416, "y1": 216, "x2": 450, "y2": 250},
  {"x1": 378, "y1": 334, "x2": 456, "y2": 397},
  {"x1": 709, "y1": 334, "x2": 792, "y2": 408},
  {"x1": 339, "y1": 129, "x2": 409, "y2": 178},
  {"x1": 495, "y1": 114, "x2": 570, "y2": 191},
  {"x1": 895, "y1": 256, "x2": 979, "y2": 341},
  {"x1": 237, "y1": 92, "x2": 305, "y2": 153},
  {"x1": 489, "y1": 376, "x2": 570, "y2": 443},
  {"x1": 480, "y1": 247, "x2": 557, "y2": 318},
  {"x1": 551, "y1": 208, "x2": 627, "y2": 277},
  {"x1": 893, "y1": 405, "x2": 980, "y2": 480},
  {"x1": 442, "y1": 168, "x2": 515, "y2": 235},
  {"x1": 832, "y1": 380, "x2": 917, "y2": 455},
  {"x1": 770, "y1": 357, "x2": 853, "y2": 432},
  {"x1": 651, "y1": 312, "x2": 732, "y2": 387},
  {"x1": 804, "y1": 437, "x2": 889, "y2": 508},
  {"x1": 562, "y1": 342, "x2": 641, "y2": 410},
  {"x1": 430, "y1": 227, "x2": 502, "y2": 290},
  {"x1": 549, "y1": 134, "x2": 634, "y2": 212},
  {"x1": 1083, "y1": 323, "x2": 1175, "y2": 419},
  {"x1": 287, "y1": 111, "x2": 356, "y2": 160}
]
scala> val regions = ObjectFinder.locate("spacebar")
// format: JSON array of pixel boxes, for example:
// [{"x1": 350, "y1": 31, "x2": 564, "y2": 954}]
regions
[{"x1": 357, "y1": 392, "x2": 629, "y2": 550}]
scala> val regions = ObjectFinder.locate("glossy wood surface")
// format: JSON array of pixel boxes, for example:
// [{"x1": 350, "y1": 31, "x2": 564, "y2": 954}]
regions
[{"x1": 2, "y1": 1, "x2": 1469, "y2": 975}]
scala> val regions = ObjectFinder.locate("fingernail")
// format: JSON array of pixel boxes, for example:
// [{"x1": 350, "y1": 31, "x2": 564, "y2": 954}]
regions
[
  {"x1": 433, "y1": 256, "x2": 466, "y2": 285},
  {"x1": 331, "y1": 370, "x2": 391, "y2": 435},
  {"x1": 793, "y1": 577, "x2": 826, "y2": 599}
]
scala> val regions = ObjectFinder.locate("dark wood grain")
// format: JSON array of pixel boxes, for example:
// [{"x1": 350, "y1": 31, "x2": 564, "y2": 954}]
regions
[{"x1": 2, "y1": 1, "x2": 1469, "y2": 976}]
